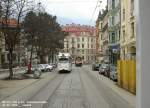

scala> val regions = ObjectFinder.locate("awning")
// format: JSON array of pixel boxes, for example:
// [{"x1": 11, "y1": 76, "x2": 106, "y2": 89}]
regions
[{"x1": 109, "y1": 44, "x2": 120, "y2": 50}]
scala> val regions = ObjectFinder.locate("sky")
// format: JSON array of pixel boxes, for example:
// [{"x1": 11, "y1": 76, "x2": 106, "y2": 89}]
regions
[{"x1": 39, "y1": 0, "x2": 107, "y2": 26}]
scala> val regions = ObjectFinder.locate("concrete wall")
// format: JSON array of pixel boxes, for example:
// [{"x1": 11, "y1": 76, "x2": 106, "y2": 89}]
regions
[{"x1": 136, "y1": 0, "x2": 150, "y2": 108}]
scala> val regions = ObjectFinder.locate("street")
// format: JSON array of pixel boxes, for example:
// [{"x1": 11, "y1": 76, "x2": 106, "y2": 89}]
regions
[{"x1": 0, "y1": 65, "x2": 135, "y2": 108}]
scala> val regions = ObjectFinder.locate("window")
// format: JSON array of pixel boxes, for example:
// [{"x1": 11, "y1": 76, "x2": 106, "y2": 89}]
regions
[
  {"x1": 82, "y1": 56, "x2": 84, "y2": 60},
  {"x1": 82, "y1": 50, "x2": 84, "y2": 54},
  {"x1": 123, "y1": 30, "x2": 125, "y2": 42},
  {"x1": 101, "y1": 23, "x2": 103, "y2": 28},
  {"x1": 123, "y1": 9, "x2": 125, "y2": 21},
  {"x1": 118, "y1": 30, "x2": 120, "y2": 41},
  {"x1": 82, "y1": 37, "x2": 84, "y2": 41},
  {"x1": 112, "y1": 16, "x2": 115, "y2": 25},
  {"x1": 123, "y1": 49, "x2": 125, "y2": 60},
  {"x1": 91, "y1": 44, "x2": 93, "y2": 48},
  {"x1": 82, "y1": 44, "x2": 84, "y2": 48},
  {"x1": 77, "y1": 44, "x2": 80, "y2": 48},
  {"x1": 131, "y1": 22, "x2": 135, "y2": 38},
  {"x1": 112, "y1": 33, "x2": 115, "y2": 43},
  {"x1": 91, "y1": 38, "x2": 93, "y2": 42}
]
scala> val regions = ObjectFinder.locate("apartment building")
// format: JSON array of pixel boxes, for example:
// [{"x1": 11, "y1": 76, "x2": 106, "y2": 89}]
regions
[
  {"x1": 102, "y1": 10, "x2": 109, "y2": 63},
  {"x1": 96, "y1": 9, "x2": 109, "y2": 63},
  {"x1": 62, "y1": 24, "x2": 96, "y2": 64},
  {"x1": 120, "y1": 0, "x2": 136, "y2": 60},
  {"x1": 108, "y1": 0, "x2": 121, "y2": 65},
  {"x1": 0, "y1": 19, "x2": 27, "y2": 68}
]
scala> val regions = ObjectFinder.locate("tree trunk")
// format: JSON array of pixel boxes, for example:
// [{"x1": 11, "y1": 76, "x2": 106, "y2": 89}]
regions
[
  {"x1": 52, "y1": 51, "x2": 54, "y2": 63},
  {"x1": 50, "y1": 50, "x2": 52, "y2": 63},
  {"x1": 18, "y1": 52, "x2": 20, "y2": 67},
  {"x1": 40, "y1": 54, "x2": 44, "y2": 64},
  {"x1": 27, "y1": 44, "x2": 33, "y2": 73},
  {"x1": 8, "y1": 47, "x2": 13, "y2": 78}
]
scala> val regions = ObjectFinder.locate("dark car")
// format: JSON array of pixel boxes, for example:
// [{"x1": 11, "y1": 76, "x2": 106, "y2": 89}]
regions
[
  {"x1": 92, "y1": 62, "x2": 101, "y2": 71},
  {"x1": 99, "y1": 63, "x2": 109, "y2": 75}
]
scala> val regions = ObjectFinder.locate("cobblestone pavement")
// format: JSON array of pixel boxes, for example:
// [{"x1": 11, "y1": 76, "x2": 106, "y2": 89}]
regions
[{"x1": 0, "y1": 66, "x2": 135, "y2": 108}]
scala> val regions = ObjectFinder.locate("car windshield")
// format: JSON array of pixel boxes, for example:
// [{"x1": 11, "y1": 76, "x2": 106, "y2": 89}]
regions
[{"x1": 59, "y1": 58, "x2": 69, "y2": 63}]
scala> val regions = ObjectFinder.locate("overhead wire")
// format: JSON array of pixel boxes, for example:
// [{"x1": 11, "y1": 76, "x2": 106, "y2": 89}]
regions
[{"x1": 89, "y1": 0, "x2": 102, "y2": 23}]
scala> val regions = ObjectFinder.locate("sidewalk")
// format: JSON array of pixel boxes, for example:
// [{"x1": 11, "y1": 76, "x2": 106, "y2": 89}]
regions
[
  {"x1": 84, "y1": 65, "x2": 136, "y2": 108},
  {"x1": 0, "y1": 71, "x2": 57, "y2": 102},
  {"x1": 0, "y1": 67, "x2": 26, "y2": 80}
]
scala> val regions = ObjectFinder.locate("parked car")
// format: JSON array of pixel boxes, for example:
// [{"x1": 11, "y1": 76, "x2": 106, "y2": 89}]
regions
[
  {"x1": 99, "y1": 63, "x2": 109, "y2": 75},
  {"x1": 52, "y1": 63, "x2": 57, "y2": 68},
  {"x1": 43, "y1": 64, "x2": 53, "y2": 72},
  {"x1": 92, "y1": 62, "x2": 101, "y2": 71},
  {"x1": 104, "y1": 64, "x2": 111, "y2": 77},
  {"x1": 38, "y1": 64, "x2": 47, "y2": 72},
  {"x1": 110, "y1": 65, "x2": 117, "y2": 82}
]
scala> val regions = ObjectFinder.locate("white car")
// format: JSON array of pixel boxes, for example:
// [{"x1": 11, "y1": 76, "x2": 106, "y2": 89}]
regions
[
  {"x1": 38, "y1": 64, "x2": 47, "y2": 72},
  {"x1": 43, "y1": 64, "x2": 53, "y2": 72}
]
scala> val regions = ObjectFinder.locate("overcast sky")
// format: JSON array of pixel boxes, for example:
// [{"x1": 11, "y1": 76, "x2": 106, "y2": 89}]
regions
[{"x1": 39, "y1": 0, "x2": 107, "y2": 26}]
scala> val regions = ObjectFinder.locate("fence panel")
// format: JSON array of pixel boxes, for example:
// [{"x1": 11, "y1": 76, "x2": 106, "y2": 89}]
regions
[{"x1": 117, "y1": 60, "x2": 136, "y2": 94}]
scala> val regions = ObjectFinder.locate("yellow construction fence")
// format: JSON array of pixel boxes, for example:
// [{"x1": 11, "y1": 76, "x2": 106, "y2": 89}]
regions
[{"x1": 117, "y1": 60, "x2": 136, "y2": 94}]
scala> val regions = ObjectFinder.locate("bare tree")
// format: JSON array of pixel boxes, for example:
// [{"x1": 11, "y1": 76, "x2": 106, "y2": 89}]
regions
[{"x1": 0, "y1": 0, "x2": 33, "y2": 79}]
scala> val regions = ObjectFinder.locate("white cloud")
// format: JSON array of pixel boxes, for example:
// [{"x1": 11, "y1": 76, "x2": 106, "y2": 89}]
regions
[{"x1": 39, "y1": 0, "x2": 107, "y2": 25}]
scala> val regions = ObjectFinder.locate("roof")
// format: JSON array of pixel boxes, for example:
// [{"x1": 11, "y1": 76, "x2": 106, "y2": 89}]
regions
[
  {"x1": 0, "y1": 18, "x2": 18, "y2": 27},
  {"x1": 62, "y1": 24, "x2": 96, "y2": 36}
]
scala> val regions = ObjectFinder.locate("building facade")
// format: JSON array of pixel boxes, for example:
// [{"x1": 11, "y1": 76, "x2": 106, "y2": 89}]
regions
[
  {"x1": 0, "y1": 19, "x2": 27, "y2": 68},
  {"x1": 96, "y1": 12, "x2": 101, "y2": 62},
  {"x1": 101, "y1": 10, "x2": 109, "y2": 63},
  {"x1": 62, "y1": 24, "x2": 96, "y2": 64},
  {"x1": 120, "y1": 0, "x2": 136, "y2": 60},
  {"x1": 98, "y1": 19, "x2": 104, "y2": 63},
  {"x1": 108, "y1": 0, "x2": 121, "y2": 65},
  {"x1": 96, "y1": 9, "x2": 109, "y2": 63}
]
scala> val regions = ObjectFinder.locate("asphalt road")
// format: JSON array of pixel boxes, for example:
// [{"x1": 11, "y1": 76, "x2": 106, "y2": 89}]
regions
[{"x1": 1, "y1": 65, "x2": 135, "y2": 108}]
